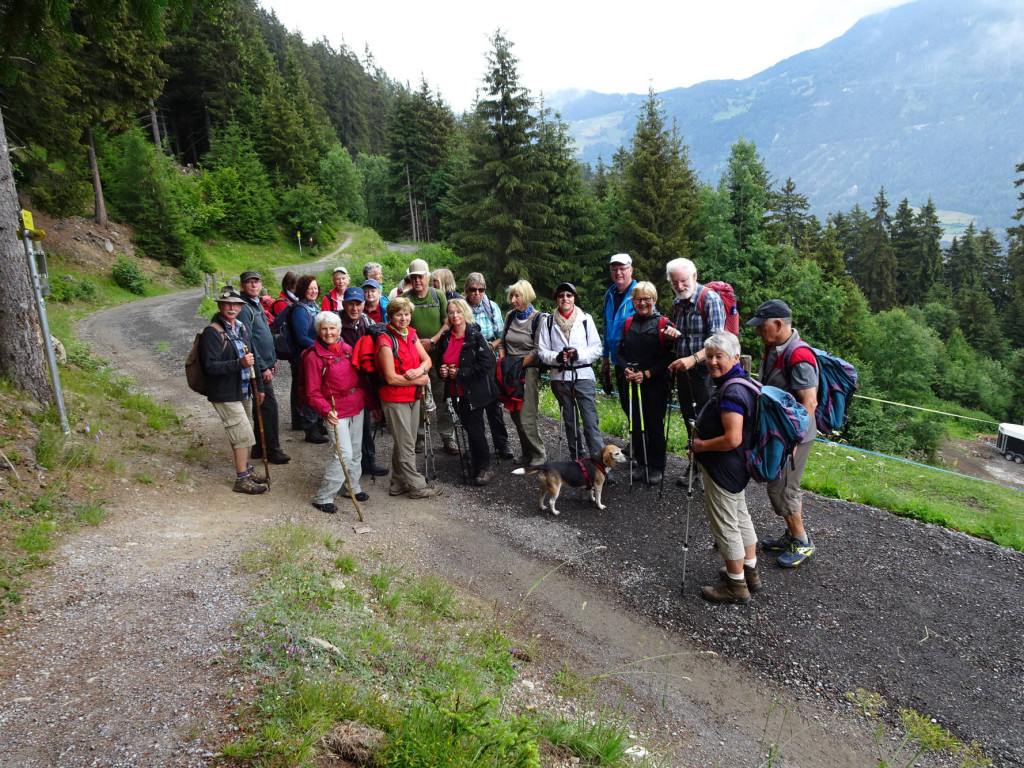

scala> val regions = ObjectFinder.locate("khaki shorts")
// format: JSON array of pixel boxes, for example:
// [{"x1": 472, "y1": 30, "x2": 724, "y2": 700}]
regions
[
  {"x1": 212, "y1": 400, "x2": 255, "y2": 450},
  {"x1": 766, "y1": 439, "x2": 813, "y2": 517}
]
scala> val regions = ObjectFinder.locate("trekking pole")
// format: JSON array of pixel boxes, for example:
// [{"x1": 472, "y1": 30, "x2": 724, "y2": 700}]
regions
[
  {"x1": 447, "y1": 395, "x2": 471, "y2": 483},
  {"x1": 421, "y1": 388, "x2": 436, "y2": 481},
  {"x1": 568, "y1": 365, "x2": 583, "y2": 461},
  {"x1": 244, "y1": 345, "x2": 270, "y2": 488},
  {"x1": 637, "y1": 379, "x2": 650, "y2": 486},
  {"x1": 329, "y1": 396, "x2": 364, "y2": 522},
  {"x1": 680, "y1": 419, "x2": 697, "y2": 591},
  {"x1": 680, "y1": 367, "x2": 699, "y2": 479},
  {"x1": 660, "y1": 385, "x2": 674, "y2": 499},
  {"x1": 555, "y1": 362, "x2": 567, "y2": 458},
  {"x1": 628, "y1": 378, "x2": 635, "y2": 494}
]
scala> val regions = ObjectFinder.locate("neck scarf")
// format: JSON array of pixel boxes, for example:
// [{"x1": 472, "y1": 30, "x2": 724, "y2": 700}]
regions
[
  {"x1": 515, "y1": 304, "x2": 534, "y2": 321},
  {"x1": 388, "y1": 322, "x2": 409, "y2": 339},
  {"x1": 555, "y1": 305, "x2": 579, "y2": 342}
]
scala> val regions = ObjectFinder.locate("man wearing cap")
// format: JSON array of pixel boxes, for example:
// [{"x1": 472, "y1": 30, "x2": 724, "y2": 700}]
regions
[
  {"x1": 602, "y1": 253, "x2": 638, "y2": 415},
  {"x1": 338, "y1": 288, "x2": 389, "y2": 478},
  {"x1": 666, "y1": 257, "x2": 725, "y2": 487},
  {"x1": 748, "y1": 299, "x2": 818, "y2": 568},
  {"x1": 538, "y1": 282, "x2": 604, "y2": 461},
  {"x1": 403, "y1": 258, "x2": 458, "y2": 455},
  {"x1": 199, "y1": 286, "x2": 268, "y2": 494},
  {"x1": 321, "y1": 266, "x2": 350, "y2": 313},
  {"x1": 238, "y1": 271, "x2": 290, "y2": 464},
  {"x1": 361, "y1": 278, "x2": 388, "y2": 324}
]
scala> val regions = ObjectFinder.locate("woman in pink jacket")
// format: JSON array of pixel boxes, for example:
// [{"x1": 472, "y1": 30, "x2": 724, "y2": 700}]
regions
[{"x1": 302, "y1": 311, "x2": 379, "y2": 513}]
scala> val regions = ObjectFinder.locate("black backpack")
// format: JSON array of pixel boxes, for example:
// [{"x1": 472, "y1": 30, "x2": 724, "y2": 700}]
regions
[{"x1": 270, "y1": 303, "x2": 297, "y2": 361}]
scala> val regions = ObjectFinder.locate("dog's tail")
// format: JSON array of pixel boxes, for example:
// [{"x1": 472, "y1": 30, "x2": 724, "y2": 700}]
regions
[{"x1": 511, "y1": 467, "x2": 544, "y2": 476}]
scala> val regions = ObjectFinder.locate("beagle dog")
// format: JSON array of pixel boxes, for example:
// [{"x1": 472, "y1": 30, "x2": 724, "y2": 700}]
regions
[{"x1": 512, "y1": 444, "x2": 627, "y2": 515}]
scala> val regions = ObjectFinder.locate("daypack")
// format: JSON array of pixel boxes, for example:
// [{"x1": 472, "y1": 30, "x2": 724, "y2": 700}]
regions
[
  {"x1": 622, "y1": 314, "x2": 670, "y2": 342},
  {"x1": 185, "y1": 321, "x2": 226, "y2": 395},
  {"x1": 270, "y1": 303, "x2": 297, "y2": 361},
  {"x1": 351, "y1": 323, "x2": 401, "y2": 388},
  {"x1": 716, "y1": 377, "x2": 810, "y2": 483},
  {"x1": 697, "y1": 282, "x2": 740, "y2": 335},
  {"x1": 782, "y1": 343, "x2": 859, "y2": 435}
]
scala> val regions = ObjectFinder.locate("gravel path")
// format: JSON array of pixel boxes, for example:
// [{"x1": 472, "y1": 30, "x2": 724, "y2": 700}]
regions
[{"x1": 0, "y1": 286, "x2": 1020, "y2": 767}]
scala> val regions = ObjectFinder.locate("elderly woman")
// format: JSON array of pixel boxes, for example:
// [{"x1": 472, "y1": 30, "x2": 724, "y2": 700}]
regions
[
  {"x1": 464, "y1": 272, "x2": 512, "y2": 460},
  {"x1": 302, "y1": 311, "x2": 377, "y2": 513},
  {"x1": 690, "y1": 331, "x2": 760, "y2": 604},
  {"x1": 376, "y1": 297, "x2": 443, "y2": 499},
  {"x1": 199, "y1": 286, "x2": 267, "y2": 494},
  {"x1": 431, "y1": 268, "x2": 462, "y2": 300},
  {"x1": 321, "y1": 266, "x2": 350, "y2": 312},
  {"x1": 361, "y1": 278, "x2": 388, "y2": 324},
  {"x1": 538, "y1": 282, "x2": 604, "y2": 462},
  {"x1": 289, "y1": 274, "x2": 327, "y2": 444},
  {"x1": 438, "y1": 298, "x2": 502, "y2": 485},
  {"x1": 497, "y1": 279, "x2": 546, "y2": 468},
  {"x1": 615, "y1": 282, "x2": 676, "y2": 485}
]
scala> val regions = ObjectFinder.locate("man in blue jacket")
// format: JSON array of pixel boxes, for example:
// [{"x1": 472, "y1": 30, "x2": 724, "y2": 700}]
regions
[{"x1": 601, "y1": 253, "x2": 637, "y2": 415}]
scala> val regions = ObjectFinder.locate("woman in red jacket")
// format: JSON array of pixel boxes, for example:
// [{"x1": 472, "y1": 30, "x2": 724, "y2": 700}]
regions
[{"x1": 302, "y1": 311, "x2": 378, "y2": 513}]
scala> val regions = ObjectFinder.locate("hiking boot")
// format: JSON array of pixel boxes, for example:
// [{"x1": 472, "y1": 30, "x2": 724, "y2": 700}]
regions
[
  {"x1": 305, "y1": 429, "x2": 329, "y2": 444},
  {"x1": 631, "y1": 465, "x2": 648, "y2": 483},
  {"x1": 497, "y1": 447, "x2": 514, "y2": 460},
  {"x1": 312, "y1": 502, "x2": 338, "y2": 514},
  {"x1": 353, "y1": 492, "x2": 370, "y2": 502},
  {"x1": 246, "y1": 467, "x2": 269, "y2": 485},
  {"x1": 364, "y1": 464, "x2": 389, "y2": 477},
  {"x1": 233, "y1": 475, "x2": 267, "y2": 495},
  {"x1": 443, "y1": 438, "x2": 460, "y2": 455},
  {"x1": 267, "y1": 450, "x2": 291, "y2": 464},
  {"x1": 647, "y1": 470, "x2": 663, "y2": 486},
  {"x1": 719, "y1": 564, "x2": 763, "y2": 593},
  {"x1": 473, "y1": 468, "x2": 494, "y2": 486},
  {"x1": 676, "y1": 470, "x2": 702, "y2": 491},
  {"x1": 777, "y1": 535, "x2": 815, "y2": 568},
  {"x1": 409, "y1": 485, "x2": 443, "y2": 499},
  {"x1": 701, "y1": 577, "x2": 751, "y2": 605},
  {"x1": 760, "y1": 529, "x2": 795, "y2": 552},
  {"x1": 415, "y1": 438, "x2": 425, "y2": 454},
  {"x1": 389, "y1": 484, "x2": 409, "y2": 497}
]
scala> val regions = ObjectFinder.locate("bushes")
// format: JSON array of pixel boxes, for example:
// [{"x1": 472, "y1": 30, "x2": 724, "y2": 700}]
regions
[
  {"x1": 48, "y1": 275, "x2": 98, "y2": 302},
  {"x1": 112, "y1": 255, "x2": 146, "y2": 295}
]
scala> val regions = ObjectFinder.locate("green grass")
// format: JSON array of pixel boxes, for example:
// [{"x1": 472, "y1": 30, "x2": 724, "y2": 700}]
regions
[{"x1": 220, "y1": 522, "x2": 658, "y2": 767}]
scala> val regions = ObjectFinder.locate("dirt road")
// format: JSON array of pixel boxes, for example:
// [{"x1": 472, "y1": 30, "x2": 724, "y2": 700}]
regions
[{"x1": 0, "y1": 285, "x2": 1021, "y2": 767}]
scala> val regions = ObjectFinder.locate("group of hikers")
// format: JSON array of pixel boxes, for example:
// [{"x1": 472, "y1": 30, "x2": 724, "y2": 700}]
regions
[{"x1": 195, "y1": 253, "x2": 821, "y2": 605}]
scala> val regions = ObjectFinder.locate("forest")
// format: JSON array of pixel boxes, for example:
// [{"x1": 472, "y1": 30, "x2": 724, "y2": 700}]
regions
[{"x1": 2, "y1": 0, "x2": 1023, "y2": 455}]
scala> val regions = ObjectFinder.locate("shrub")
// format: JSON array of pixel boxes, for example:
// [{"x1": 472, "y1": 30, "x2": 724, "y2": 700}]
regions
[
  {"x1": 112, "y1": 255, "x2": 146, "y2": 295},
  {"x1": 48, "y1": 275, "x2": 98, "y2": 302}
]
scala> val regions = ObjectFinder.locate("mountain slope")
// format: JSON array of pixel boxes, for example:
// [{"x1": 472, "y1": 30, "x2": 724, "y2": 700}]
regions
[{"x1": 554, "y1": 0, "x2": 1024, "y2": 230}]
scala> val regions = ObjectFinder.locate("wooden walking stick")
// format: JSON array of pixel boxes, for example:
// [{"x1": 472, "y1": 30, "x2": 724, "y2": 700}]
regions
[
  {"x1": 244, "y1": 345, "x2": 271, "y2": 487},
  {"x1": 330, "y1": 395, "x2": 365, "y2": 522}
]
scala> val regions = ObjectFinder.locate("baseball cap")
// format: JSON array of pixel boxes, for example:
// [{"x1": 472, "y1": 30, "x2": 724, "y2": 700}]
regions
[
  {"x1": 554, "y1": 282, "x2": 577, "y2": 297},
  {"x1": 343, "y1": 287, "x2": 365, "y2": 303},
  {"x1": 746, "y1": 299, "x2": 792, "y2": 327},
  {"x1": 361, "y1": 278, "x2": 382, "y2": 292},
  {"x1": 216, "y1": 286, "x2": 245, "y2": 304},
  {"x1": 609, "y1": 253, "x2": 632, "y2": 266},
  {"x1": 239, "y1": 270, "x2": 261, "y2": 283},
  {"x1": 407, "y1": 258, "x2": 430, "y2": 276},
  {"x1": 332, "y1": 266, "x2": 349, "y2": 275}
]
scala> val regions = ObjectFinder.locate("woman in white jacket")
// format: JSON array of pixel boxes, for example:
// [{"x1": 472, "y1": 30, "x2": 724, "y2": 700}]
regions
[{"x1": 538, "y1": 282, "x2": 605, "y2": 461}]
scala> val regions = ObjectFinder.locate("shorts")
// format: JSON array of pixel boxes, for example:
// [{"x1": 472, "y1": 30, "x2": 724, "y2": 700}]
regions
[
  {"x1": 212, "y1": 400, "x2": 256, "y2": 451},
  {"x1": 766, "y1": 439, "x2": 813, "y2": 517}
]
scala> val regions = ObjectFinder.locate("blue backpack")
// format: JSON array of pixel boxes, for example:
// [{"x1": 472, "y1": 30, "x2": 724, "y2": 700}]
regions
[
  {"x1": 718, "y1": 377, "x2": 810, "y2": 483},
  {"x1": 270, "y1": 303, "x2": 297, "y2": 361},
  {"x1": 783, "y1": 343, "x2": 858, "y2": 435}
]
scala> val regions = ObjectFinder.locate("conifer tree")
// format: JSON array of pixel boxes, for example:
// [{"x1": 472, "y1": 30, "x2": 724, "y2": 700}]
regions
[
  {"x1": 914, "y1": 199, "x2": 944, "y2": 302},
  {"x1": 852, "y1": 189, "x2": 898, "y2": 312},
  {"x1": 619, "y1": 88, "x2": 698, "y2": 282},
  {"x1": 769, "y1": 177, "x2": 811, "y2": 248},
  {"x1": 945, "y1": 222, "x2": 982, "y2": 296},
  {"x1": 890, "y1": 198, "x2": 918, "y2": 305},
  {"x1": 448, "y1": 32, "x2": 556, "y2": 293}
]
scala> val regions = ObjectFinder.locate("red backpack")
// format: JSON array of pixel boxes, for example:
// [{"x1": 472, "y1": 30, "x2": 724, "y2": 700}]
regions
[{"x1": 698, "y1": 281, "x2": 739, "y2": 335}]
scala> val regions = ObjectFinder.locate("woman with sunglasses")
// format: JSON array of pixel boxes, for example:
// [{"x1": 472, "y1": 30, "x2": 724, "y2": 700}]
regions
[
  {"x1": 537, "y1": 282, "x2": 604, "y2": 462},
  {"x1": 616, "y1": 281, "x2": 676, "y2": 485}
]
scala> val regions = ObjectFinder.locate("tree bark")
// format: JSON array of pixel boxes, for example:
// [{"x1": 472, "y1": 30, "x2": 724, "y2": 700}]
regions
[
  {"x1": 148, "y1": 100, "x2": 161, "y2": 150},
  {"x1": 0, "y1": 105, "x2": 55, "y2": 403},
  {"x1": 405, "y1": 163, "x2": 419, "y2": 242},
  {"x1": 85, "y1": 126, "x2": 108, "y2": 229}
]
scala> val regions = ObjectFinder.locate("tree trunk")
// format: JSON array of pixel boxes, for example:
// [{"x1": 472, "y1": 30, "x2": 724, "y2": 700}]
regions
[
  {"x1": 405, "y1": 164, "x2": 419, "y2": 242},
  {"x1": 0, "y1": 105, "x2": 55, "y2": 403},
  {"x1": 85, "y1": 126, "x2": 108, "y2": 229},
  {"x1": 148, "y1": 100, "x2": 161, "y2": 150},
  {"x1": 422, "y1": 200, "x2": 431, "y2": 242}
]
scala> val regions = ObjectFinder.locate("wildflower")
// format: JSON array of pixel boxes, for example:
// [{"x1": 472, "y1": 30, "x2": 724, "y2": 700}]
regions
[{"x1": 84, "y1": 425, "x2": 90, "y2": 433}]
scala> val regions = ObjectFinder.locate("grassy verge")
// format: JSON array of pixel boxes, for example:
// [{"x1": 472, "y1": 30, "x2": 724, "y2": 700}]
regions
[
  {"x1": 218, "y1": 522, "x2": 662, "y2": 767},
  {"x1": 536, "y1": 380, "x2": 1024, "y2": 553}
]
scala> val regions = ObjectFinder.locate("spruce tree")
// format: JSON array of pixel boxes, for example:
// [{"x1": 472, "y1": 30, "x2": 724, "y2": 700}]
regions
[
  {"x1": 853, "y1": 189, "x2": 898, "y2": 312},
  {"x1": 945, "y1": 222, "x2": 982, "y2": 296},
  {"x1": 890, "y1": 198, "x2": 918, "y2": 305},
  {"x1": 769, "y1": 177, "x2": 812, "y2": 248},
  {"x1": 914, "y1": 199, "x2": 943, "y2": 302}
]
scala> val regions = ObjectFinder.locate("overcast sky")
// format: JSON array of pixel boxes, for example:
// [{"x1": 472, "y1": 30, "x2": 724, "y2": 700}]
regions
[{"x1": 263, "y1": 0, "x2": 909, "y2": 112}]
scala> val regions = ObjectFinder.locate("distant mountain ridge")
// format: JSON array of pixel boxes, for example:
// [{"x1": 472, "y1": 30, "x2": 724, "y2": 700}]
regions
[{"x1": 551, "y1": 0, "x2": 1024, "y2": 232}]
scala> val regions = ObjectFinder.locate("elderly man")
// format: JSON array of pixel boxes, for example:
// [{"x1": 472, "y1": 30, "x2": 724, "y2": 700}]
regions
[
  {"x1": 402, "y1": 258, "x2": 457, "y2": 455},
  {"x1": 666, "y1": 258, "x2": 725, "y2": 487},
  {"x1": 338, "y1": 287, "x2": 389, "y2": 479},
  {"x1": 464, "y1": 272, "x2": 513, "y2": 459},
  {"x1": 238, "y1": 271, "x2": 289, "y2": 465},
  {"x1": 748, "y1": 299, "x2": 818, "y2": 568},
  {"x1": 601, "y1": 253, "x2": 637, "y2": 409}
]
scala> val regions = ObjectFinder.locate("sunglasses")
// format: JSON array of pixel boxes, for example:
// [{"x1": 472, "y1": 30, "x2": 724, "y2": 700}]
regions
[
  {"x1": 467, "y1": 287, "x2": 486, "y2": 293},
  {"x1": 556, "y1": 292, "x2": 574, "y2": 299}
]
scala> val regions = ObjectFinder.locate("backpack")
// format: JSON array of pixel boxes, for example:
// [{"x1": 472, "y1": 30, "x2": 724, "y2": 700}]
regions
[
  {"x1": 717, "y1": 377, "x2": 810, "y2": 483},
  {"x1": 185, "y1": 321, "x2": 226, "y2": 395},
  {"x1": 270, "y1": 303, "x2": 297, "y2": 361},
  {"x1": 783, "y1": 343, "x2": 859, "y2": 435},
  {"x1": 621, "y1": 314, "x2": 670, "y2": 342},
  {"x1": 351, "y1": 323, "x2": 402, "y2": 389},
  {"x1": 697, "y1": 282, "x2": 740, "y2": 335}
]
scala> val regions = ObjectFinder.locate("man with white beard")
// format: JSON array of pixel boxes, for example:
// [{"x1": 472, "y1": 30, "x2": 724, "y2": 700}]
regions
[{"x1": 666, "y1": 258, "x2": 726, "y2": 488}]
